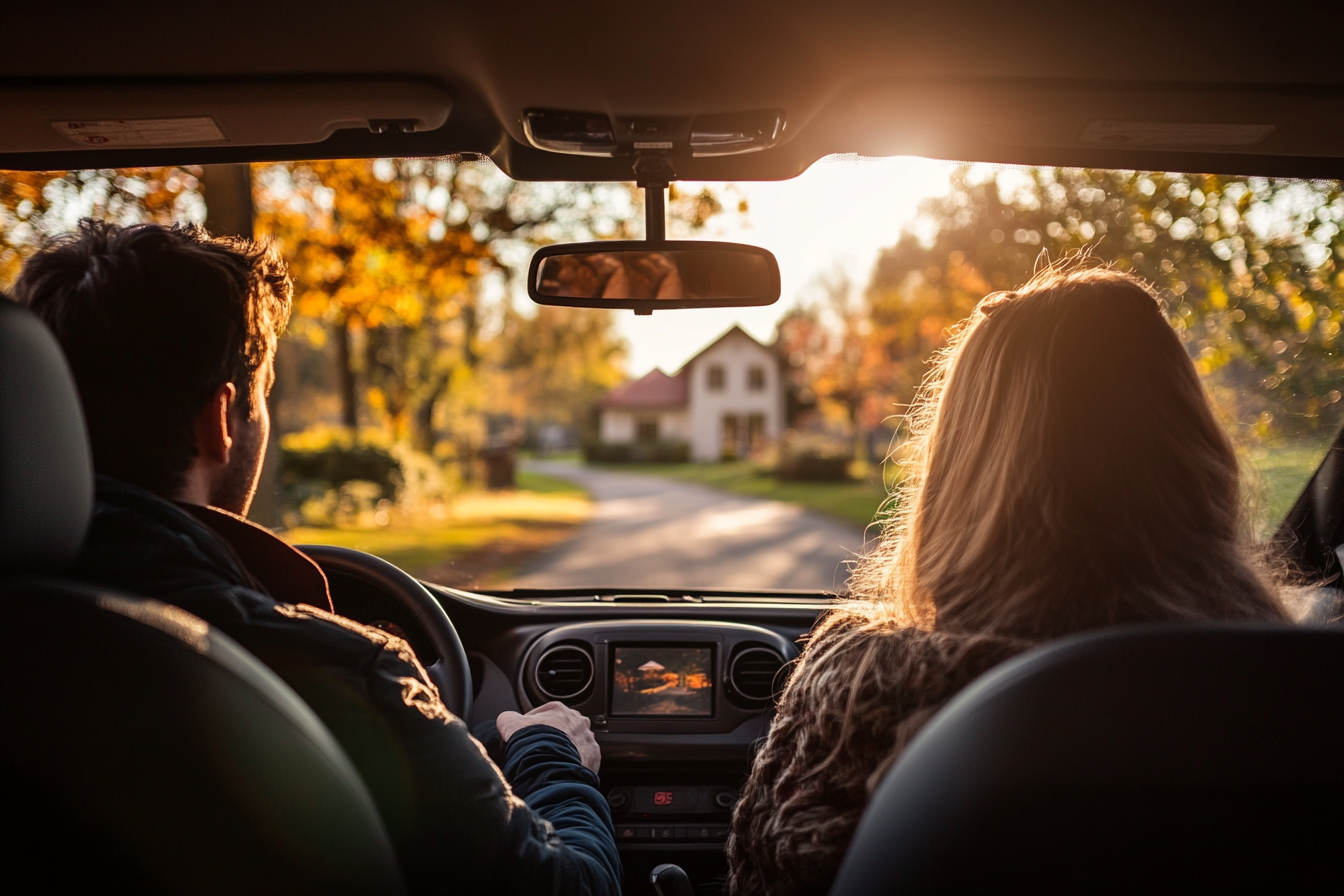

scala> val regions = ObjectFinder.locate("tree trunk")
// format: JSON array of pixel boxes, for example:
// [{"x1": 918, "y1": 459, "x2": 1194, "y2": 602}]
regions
[
  {"x1": 335, "y1": 316, "x2": 358, "y2": 429},
  {"x1": 411, "y1": 372, "x2": 451, "y2": 453},
  {"x1": 200, "y1": 164, "x2": 255, "y2": 240}
]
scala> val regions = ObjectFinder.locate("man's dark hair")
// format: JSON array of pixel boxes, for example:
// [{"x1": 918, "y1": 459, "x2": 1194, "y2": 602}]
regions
[{"x1": 13, "y1": 220, "x2": 292, "y2": 498}]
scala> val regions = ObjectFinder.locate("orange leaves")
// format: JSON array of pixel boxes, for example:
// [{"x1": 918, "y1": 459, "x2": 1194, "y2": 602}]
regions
[{"x1": 253, "y1": 159, "x2": 491, "y2": 334}]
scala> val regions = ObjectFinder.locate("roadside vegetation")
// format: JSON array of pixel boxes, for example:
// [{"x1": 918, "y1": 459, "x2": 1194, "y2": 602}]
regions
[{"x1": 282, "y1": 471, "x2": 590, "y2": 588}]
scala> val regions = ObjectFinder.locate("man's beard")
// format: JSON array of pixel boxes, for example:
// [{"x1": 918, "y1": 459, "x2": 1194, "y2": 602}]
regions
[{"x1": 209, "y1": 416, "x2": 264, "y2": 516}]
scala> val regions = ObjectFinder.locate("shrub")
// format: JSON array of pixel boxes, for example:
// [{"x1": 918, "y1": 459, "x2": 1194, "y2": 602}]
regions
[
  {"x1": 776, "y1": 430, "x2": 852, "y2": 481},
  {"x1": 278, "y1": 426, "x2": 403, "y2": 526},
  {"x1": 583, "y1": 440, "x2": 691, "y2": 464},
  {"x1": 278, "y1": 426, "x2": 460, "y2": 527},
  {"x1": 280, "y1": 428, "x2": 402, "y2": 499}
]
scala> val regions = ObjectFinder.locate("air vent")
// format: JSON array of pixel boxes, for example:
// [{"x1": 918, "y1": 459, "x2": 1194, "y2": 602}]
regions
[
  {"x1": 729, "y1": 647, "x2": 786, "y2": 702},
  {"x1": 534, "y1": 645, "x2": 594, "y2": 701}
]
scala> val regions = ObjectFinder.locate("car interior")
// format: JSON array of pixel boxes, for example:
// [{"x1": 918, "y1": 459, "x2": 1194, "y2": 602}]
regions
[{"x1": 2, "y1": 2, "x2": 1342, "y2": 893}]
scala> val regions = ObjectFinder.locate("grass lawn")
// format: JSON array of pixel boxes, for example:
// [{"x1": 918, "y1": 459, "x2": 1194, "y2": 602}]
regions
[
  {"x1": 1241, "y1": 437, "x2": 1335, "y2": 534},
  {"x1": 596, "y1": 460, "x2": 895, "y2": 530},
  {"x1": 283, "y1": 471, "x2": 591, "y2": 587}
]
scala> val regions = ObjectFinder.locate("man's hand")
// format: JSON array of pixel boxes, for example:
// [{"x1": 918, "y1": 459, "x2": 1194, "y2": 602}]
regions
[{"x1": 497, "y1": 702, "x2": 601, "y2": 773}]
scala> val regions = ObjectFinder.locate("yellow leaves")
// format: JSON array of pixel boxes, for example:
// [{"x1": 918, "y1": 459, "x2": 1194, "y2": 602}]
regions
[
  {"x1": 1194, "y1": 343, "x2": 1231, "y2": 377},
  {"x1": 1207, "y1": 282, "x2": 1229, "y2": 310},
  {"x1": 253, "y1": 158, "x2": 494, "y2": 332},
  {"x1": 280, "y1": 424, "x2": 392, "y2": 452},
  {"x1": 1, "y1": 165, "x2": 205, "y2": 287},
  {"x1": 1284, "y1": 288, "x2": 1316, "y2": 333}
]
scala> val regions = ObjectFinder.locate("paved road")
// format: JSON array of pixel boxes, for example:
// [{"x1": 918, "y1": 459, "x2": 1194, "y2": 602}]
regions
[{"x1": 507, "y1": 461, "x2": 870, "y2": 591}]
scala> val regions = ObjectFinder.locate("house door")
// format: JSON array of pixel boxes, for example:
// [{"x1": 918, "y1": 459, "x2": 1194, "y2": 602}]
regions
[
  {"x1": 747, "y1": 414, "x2": 765, "y2": 453},
  {"x1": 721, "y1": 415, "x2": 740, "y2": 459}
]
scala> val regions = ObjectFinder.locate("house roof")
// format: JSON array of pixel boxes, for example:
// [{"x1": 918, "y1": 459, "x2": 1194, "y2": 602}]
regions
[
  {"x1": 599, "y1": 325, "x2": 782, "y2": 410},
  {"x1": 674, "y1": 324, "x2": 778, "y2": 375},
  {"x1": 599, "y1": 368, "x2": 688, "y2": 410}
]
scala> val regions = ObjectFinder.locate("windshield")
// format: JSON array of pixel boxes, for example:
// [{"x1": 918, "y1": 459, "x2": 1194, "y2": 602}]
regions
[{"x1": 3, "y1": 158, "x2": 1340, "y2": 592}]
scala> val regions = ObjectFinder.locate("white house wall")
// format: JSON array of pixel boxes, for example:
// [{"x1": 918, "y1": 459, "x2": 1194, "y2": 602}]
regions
[
  {"x1": 599, "y1": 408, "x2": 690, "y2": 443},
  {"x1": 600, "y1": 409, "x2": 635, "y2": 444},
  {"x1": 686, "y1": 330, "x2": 784, "y2": 462},
  {"x1": 659, "y1": 409, "x2": 691, "y2": 442}
]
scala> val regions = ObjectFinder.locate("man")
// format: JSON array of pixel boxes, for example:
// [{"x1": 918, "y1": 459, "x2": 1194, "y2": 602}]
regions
[{"x1": 13, "y1": 220, "x2": 620, "y2": 895}]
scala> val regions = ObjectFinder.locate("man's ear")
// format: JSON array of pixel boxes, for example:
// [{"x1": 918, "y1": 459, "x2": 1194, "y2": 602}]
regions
[{"x1": 194, "y1": 382, "x2": 237, "y2": 465}]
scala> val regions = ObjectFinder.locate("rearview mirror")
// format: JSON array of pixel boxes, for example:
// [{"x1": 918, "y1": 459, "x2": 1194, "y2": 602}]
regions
[{"x1": 528, "y1": 241, "x2": 780, "y2": 314}]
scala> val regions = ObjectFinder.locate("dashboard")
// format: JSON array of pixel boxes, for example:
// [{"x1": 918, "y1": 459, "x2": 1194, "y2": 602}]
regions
[{"x1": 325, "y1": 572, "x2": 832, "y2": 896}]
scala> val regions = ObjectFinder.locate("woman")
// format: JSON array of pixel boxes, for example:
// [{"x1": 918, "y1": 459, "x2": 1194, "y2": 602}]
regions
[{"x1": 725, "y1": 266, "x2": 1288, "y2": 896}]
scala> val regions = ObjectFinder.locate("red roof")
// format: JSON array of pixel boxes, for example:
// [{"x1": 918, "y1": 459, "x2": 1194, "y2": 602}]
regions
[{"x1": 599, "y1": 368, "x2": 688, "y2": 409}]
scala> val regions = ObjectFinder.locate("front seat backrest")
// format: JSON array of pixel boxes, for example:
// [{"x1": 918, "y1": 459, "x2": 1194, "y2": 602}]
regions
[
  {"x1": 2, "y1": 584, "x2": 406, "y2": 895},
  {"x1": 0, "y1": 297, "x2": 92, "y2": 572},
  {"x1": 830, "y1": 625, "x2": 1344, "y2": 895},
  {"x1": 0, "y1": 298, "x2": 404, "y2": 893}
]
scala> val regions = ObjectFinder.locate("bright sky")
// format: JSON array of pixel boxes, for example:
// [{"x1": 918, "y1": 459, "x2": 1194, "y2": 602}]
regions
[{"x1": 617, "y1": 155, "x2": 961, "y2": 376}]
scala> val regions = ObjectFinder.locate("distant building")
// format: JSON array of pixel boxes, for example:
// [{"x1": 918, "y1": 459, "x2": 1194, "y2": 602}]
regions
[{"x1": 597, "y1": 325, "x2": 785, "y2": 462}]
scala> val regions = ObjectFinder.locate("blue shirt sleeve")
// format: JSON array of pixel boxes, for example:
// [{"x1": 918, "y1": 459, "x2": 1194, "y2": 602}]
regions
[{"x1": 499, "y1": 725, "x2": 623, "y2": 896}]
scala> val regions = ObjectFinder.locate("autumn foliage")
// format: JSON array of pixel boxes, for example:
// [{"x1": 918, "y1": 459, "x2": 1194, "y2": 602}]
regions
[{"x1": 784, "y1": 167, "x2": 1343, "y2": 456}]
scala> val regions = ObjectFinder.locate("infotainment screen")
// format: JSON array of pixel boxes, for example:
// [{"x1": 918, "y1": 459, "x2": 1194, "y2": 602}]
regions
[{"x1": 611, "y1": 645, "x2": 713, "y2": 717}]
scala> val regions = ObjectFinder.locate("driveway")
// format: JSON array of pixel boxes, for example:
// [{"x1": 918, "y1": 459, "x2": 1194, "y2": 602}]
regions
[{"x1": 506, "y1": 461, "x2": 871, "y2": 591}]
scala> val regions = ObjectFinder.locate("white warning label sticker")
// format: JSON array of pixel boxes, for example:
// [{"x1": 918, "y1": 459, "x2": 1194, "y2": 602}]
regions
[
  {"x1": 1079, "y1": 120, "x2": 1275, "y2": 147},
  {"x1": 51, "y1": 117, "x2": 228, "y2": 147}
]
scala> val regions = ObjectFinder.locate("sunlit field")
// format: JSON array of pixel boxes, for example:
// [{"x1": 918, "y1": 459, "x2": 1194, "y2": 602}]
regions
[{"x1": 283, "y1": 471, "x2": 591, "y2": 588}]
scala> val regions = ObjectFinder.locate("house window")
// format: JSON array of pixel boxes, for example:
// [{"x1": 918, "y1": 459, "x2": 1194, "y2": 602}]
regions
[
  {"x1": 636, "y1": 416, "x2": 659, "y2": 444},
  {"x1": 707, "y1": 364, "x2": 725, "y2": 391},
  {"x1": 748, "y1": 365, "x2": 766, "y2": 391}
]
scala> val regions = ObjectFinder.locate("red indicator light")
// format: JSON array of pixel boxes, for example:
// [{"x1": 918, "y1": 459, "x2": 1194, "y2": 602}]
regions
[{"x1": 654, "y1": 791, "x2": 673, "y2": 805}]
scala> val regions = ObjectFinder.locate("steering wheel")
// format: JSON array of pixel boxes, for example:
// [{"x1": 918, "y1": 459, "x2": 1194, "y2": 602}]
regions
[{"x1": 297, "y1": 544, "x2": 472, "y2": 721}]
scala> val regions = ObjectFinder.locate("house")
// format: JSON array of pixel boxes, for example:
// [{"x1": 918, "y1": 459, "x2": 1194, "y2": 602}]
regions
[{"x1": 597, "y1": 325, "x2": 785, "y2": 462}]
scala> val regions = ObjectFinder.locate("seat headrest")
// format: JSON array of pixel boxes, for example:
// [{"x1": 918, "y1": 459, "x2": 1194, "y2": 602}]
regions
[
  {"x1": 0, "y1": 299, "x2": 93, "y2": 574},
  {"x1": 831, "y1": 624, "x2": 1344, "y2": 895}
]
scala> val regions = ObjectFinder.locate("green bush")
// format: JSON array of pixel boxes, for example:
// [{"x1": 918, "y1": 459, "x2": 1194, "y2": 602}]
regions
[
  {"x1": 776, "y1": 431, "x2": 852, "y2": 482},
  {"x1": 277, "y1": 427, "x2": 404, "y2": 525},
  {"x1": 583, "y1": 441, "x2": 691, "y2": 464},
  {"x1": 280, "y1": 440, "x2": 402, "y2": 499}
]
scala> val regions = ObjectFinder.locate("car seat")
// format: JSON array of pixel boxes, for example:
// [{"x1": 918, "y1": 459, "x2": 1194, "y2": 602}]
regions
[
  {"x1": 0, "y1": 298, "x2": 405, "y2": 894},
  {"x1": 829, "y1": 623, "x2": 1344, "y2": 895}
]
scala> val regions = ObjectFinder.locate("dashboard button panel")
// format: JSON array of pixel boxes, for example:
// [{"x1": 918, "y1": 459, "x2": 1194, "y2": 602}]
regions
[{"x1": 615, "y1": 824, "x2": 730, "y2": 842}]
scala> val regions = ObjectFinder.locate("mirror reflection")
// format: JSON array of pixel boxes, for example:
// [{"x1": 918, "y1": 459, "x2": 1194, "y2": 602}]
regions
[{"x1": 535, "y1": 249, "x2": 773, "y2": 301}]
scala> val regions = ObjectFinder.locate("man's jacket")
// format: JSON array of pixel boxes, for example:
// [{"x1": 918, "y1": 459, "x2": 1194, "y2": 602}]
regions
[{"x1": 75, "y1": 476, "x2": 620, "y2": 896}]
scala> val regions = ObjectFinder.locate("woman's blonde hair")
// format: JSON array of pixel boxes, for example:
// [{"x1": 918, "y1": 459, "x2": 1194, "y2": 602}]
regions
[{"x1": 848, "y1": 265, "x2": 1286, "y2": 638}]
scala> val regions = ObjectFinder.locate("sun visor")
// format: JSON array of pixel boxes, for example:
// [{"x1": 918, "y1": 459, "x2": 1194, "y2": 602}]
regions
[
  {"x1": 0, "y1": 79, "x2": 452, "y2": 154},
  {"x1": 847, "y1": 81, "x2": 1344, "y2": 161}
]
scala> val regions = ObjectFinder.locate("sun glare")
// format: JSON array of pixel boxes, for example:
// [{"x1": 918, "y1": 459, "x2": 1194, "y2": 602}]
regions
[{"x1": 619, "y1": 155, "x2": 960, "y2": 376}]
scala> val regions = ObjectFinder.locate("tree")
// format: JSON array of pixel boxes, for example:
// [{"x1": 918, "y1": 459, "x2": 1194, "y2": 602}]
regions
[
  {"x1": 778, "y1": 268, "x2": 900, "y2": 459},
  {"x1": 1, "y1": 167, "x2": 206, "y2": 286},
  {"x1": 496, "y1": 304, "x2": 628, "y2": 437},
  {"x1": 865, "y1": 167, "x2": 1344, "y2": 436},
  {"x1": 253, "y1": 158, "x2": 492, "y2": 433},
  {"x1": 254, "y1": 157, "x2": 736, "y2": 457}
]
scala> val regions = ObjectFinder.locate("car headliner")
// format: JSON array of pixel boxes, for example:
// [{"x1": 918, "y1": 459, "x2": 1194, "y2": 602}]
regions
[{"x1": 1, "y1": 0, "x2": 1342, "y2": 180}]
